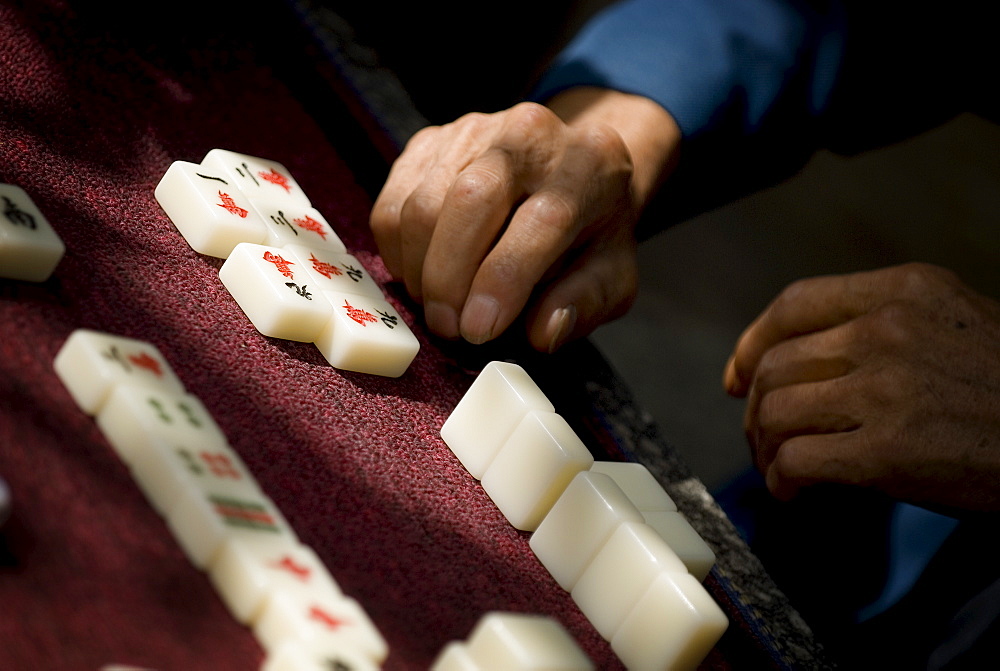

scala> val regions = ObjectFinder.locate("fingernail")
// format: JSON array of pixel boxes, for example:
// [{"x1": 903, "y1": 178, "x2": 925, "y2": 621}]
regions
[
  {"x1": 425, "y1": 301, "x2": 459, "y2": 339},
  {"x1": 546, "y1": 305, "x2": 576, "y2": 354},
  {"x1": 460, "y1": 294, "x2": 500, "y2": 344}
]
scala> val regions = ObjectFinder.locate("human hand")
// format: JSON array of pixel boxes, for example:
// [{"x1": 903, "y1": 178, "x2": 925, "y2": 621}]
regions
[
  {"x1": 724, "y1": 263, "x2": 1000, "y2": 514},
  {"x1": 370, "y1": 88, "x2": 680, "y2": 352}
]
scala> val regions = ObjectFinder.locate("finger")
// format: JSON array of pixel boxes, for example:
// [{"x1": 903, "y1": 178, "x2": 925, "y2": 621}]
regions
[
  {"x1": 370, "y1": 126, "x2": 443, "y2": 278},
  {"x1": 725, "y1": 268, "x2": 906, "y2": 397},
  {"x1": 525, "y1": 228, "x2": 638, "y2": 352},
  {"x1": 747, "y1": 323, "x2": 859, "y2": 398},
  {"x1": 419, "y1": 146, "x2": 522, "y2": 339},
  {"x1": 764, "y1": 430, "x2": 877, "y2": 501},
  {"x1": 459, "y1": 122, "x2": 632, "y2": 344},
  {"x1": 748, "y1": 377, "x2": 862, "y2": 474}
]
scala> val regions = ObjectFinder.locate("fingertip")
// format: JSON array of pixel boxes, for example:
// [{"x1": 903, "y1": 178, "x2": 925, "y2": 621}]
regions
[
  {"x1": 460, "y1": 294, "x2": 502, "y2": 345},
  {"x1": 424, "y1": 300, "x2": 460, "y2": 340}
]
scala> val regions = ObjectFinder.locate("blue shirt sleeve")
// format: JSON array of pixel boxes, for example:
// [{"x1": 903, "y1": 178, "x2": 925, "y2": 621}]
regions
[{"x1": 531, "y1": 0, "x2": 847, "y2": 141}]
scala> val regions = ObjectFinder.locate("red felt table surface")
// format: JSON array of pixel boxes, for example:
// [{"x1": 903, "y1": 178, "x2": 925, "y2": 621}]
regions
[{"x1": 0, "y1": 2, "x2": 630, "y2": 669}]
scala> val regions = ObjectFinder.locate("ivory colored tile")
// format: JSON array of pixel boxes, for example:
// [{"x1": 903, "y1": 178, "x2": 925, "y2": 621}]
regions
[
  {"x1": 465, "y1": 612, "x2": 593, "y2": 670},
  {"x1": 610, "y1": 572, "x2": 728, "y2": 671},
  {"x1": 166, "y1": 484, "x2": 298, "y2": 570},
  {"x1": 201, "y1": 149, "x2": 311, "y2": 208},
  {"x1": 430, "y1": 642, "x2": 480, "y2": 671},
  {"x1": 128, "y1": 437, "x2": 260, "y2": 517},
  {"x1": 284, "y1": 245, "x2": 384, "y2": 300},
  {"x1": 249, "y1": 202, "x2": 346, "y2": 253},
  {"x1": 440, "y1": 361, "x2": 554, "y2": 479},
  {"x1": 528, "y1": 471, "x2": 644, "y2": 591},
  {"x1": 642, "y1": 511, "x2": 717, "y2": 582},
  {"x1": 480, "y1": 410, "x2": 594, "y2": 531},
  {"x1": 254, "y1": 590, "x2": 388, "y2": 665},
  {"x1": 570, "y1": 521, "x2": 687, "y2": 640},
  {"x1": 589, "y1": 462, "x2": 677, "y2": 512},
  {"x1": 0, "y1": 183, "x2": 65, "y2": 281},
  {"x1": 95, "y1": 385, "x2": 229, "y2": 466},
  {"x1": 209, "y1": 538, "x2": 342, "y2": 624},
  {"x1": 54, "y1": 329, "x2": 186, "y2": 415},
  {"x1": 262, "y1": 639, "x2": 378, "y2": 671},
  {"x1": 313, "y1": 291, "x2": 419, "y2": 377},
  {"x1": 154, "y1": 160, "x2": 267, "y2": 258},
  {"x1": 219, "y1": 242, "x2": 333, "y2": 342}
]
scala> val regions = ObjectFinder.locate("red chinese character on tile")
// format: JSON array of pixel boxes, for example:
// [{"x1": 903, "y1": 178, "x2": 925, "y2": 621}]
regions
[
  {"x1": 343, "y1": 300, "x2": 377, "y2": 326},
  {"x1": 216, "y1": 191, "x2": 248, "y2": 218},
  {"x1": 128, "y1": 351, "x2": 163, "y2": 377},
  {"x1": 258, "y1": 168, "x2": 292, "y2": 193},
  {"x1": 309, "y1": 253, "x2": 342, "y2": 279},
  {"x1": 200, "y1": 452, "x2": 242, "y2": 479},
  {"x1": 309, "y1": 605, "x2": 349, "y2": 631},
  {"x1": 271, "y1": 555, "x2": 312, "y2": 581},
  {"x1": 294, "y1": 215, "x2": 327, "y2": 240},
  {"x1": 263, "y1": 251, "x2": 296, "y2": 279}
]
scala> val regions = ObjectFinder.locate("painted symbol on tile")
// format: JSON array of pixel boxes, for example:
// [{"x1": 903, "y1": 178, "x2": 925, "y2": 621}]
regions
[
  {"x1": 294, "y1": 215, "x2": 327, "y2": 239},
  {"x1": 343, "y1": 300, "x2": 377, "y2": 326},
  {"x1": 309, "y1": 605, "x2": 349, "y2": 631},
  {"x1": 263, "y1": 251, "x2": 295, "y2": 279},
  {"x1": 2, "y1": 196, "x2": 36, "y2": 229},
  {"x1": 309, "y1": 254, "x2": 342, "y2": 279},
  {"x1": 217, "y1": 191, "x2": 248, "y2": 218},
  {"x1": 128, "y1": 351, "x2": 164, "y2": 377},
  {"x1": 284, "y1": 282, "x2": 313, "y2": 300},
  {"x1": 271, "y1": 554, "x2": 312, "y2": 581},
  {"x1": 209, "y1": 495, "x2": 280, "y2": 532},
  {"x1": 200, "y1": 452, "x2": 242, "y2": 479},
  {"x1": 376, "y1": 310, "x2": 398, "y2": 329},
  {"x1": 258, "y1": 168, "x2": 292, "y2": 193},
  {"x1": 343, "y1": 265, "x2": 364, "y2": 282}
]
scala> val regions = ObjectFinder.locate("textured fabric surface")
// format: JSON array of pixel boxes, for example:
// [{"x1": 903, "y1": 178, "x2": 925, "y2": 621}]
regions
[{"x1": 0, "y1": 2, "x2": 831, "y2": 669}]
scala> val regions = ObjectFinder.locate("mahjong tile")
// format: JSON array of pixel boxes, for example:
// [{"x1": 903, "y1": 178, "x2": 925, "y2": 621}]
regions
[
  {"x1": 642, "y1": 511, "x2": 717, "y2": 581},
  {"x1": 262, "y1": 639, "x2": 379, "y2": 671},
  {"x1": 248, "y1": 202, "x2": 346, "y2": 253},
  {"x1": 528, "y1": 471, "x2": 644, "y2": 591},
  {"x1": 284, "y1": 245, "x2": 384, "y2": 300},
  {"x1": 254, "y1": 589, "x2": 388, "y2": 665},
  {"x1": 219, "y1": 242, "x2": 333, "y2": 342},
  {"x1": 166, "y1": 483, "x2": 298, "y2": 570},
  {"x1": 610, "y1": 572, "x2": 728, "y2": 671},
  {"x1": 480, "y1": 410, "x2": 594, "y2": 531},
  {"x1": 54, "y1": 329, "x2": 186, "y2": 415},
  {"x1": 200, "y1": 149, "x2": 311, "y2": 208},
  {"x1": 313, "y1": 291, "x2": 419, "y2": 378},
  {"x1": 588, "y1": 462, "x2": 677, "y2": 513},
  {"x1": 155, "y1": 160, "x2": 268, "y2": 258},
  {"x1": 430, "y1": 642, "x2": 479, "y2": 671},
  {"x1": 95, "y1": 385, "x2": 229, "y2": 467},
  {"x1": 127, "y1": 436, "x2": 262, "y2": 517},
  {"x1": 464, "y1": 612, "x2": 593, "y2": 670},
  {"x1": 209, "y1": 538, "x2": 343, "y2": 625},
  {"x1": 0, "y1": 183, "x2": 65, "y2": 282},
  {"x1": 439, "y1": 361, "x2": 554, "y2": 479}
]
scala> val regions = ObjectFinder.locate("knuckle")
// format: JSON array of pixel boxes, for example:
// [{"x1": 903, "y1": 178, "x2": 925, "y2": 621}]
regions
[
  {"x1": 450, "y1": 166, "x2": 506, "y2": 208},
  {"x1": 896, "y1": 261, "x2": 959, "y2": 295},
  {"x1": 399, "y1": 189, "x2": 442, "y2": 234},
  {"x1": 521, "y1": 190, "x2": 579, "y2": 237}
]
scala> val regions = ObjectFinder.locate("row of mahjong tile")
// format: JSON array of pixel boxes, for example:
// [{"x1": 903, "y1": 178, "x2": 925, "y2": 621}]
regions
[
  {"x1": 153, "y1": 149, "x2": 419, "y2": 378},
  {"x1": 440, "y1": 362, "x2": 729, "y2": 671},
  {"x1": 52, "y1": 329, "x2": 388, "y2": 671}
]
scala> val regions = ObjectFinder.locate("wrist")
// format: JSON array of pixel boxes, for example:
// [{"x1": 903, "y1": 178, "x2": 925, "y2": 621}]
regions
[{"x1": 545, "y1": 86, "x2": 681, "y2": 211}]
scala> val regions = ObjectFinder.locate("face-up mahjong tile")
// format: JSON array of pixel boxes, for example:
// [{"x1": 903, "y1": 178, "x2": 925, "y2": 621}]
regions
[{"x1": 200, "y1": 149, "x2": 311, "y2": 209}]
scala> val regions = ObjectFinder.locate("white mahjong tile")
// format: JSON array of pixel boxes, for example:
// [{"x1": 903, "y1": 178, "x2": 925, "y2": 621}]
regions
[
  {"x1": 54, "y1": 329, "x2": 186, "y2": 415},
  {"x1": 262, "y1": 639, "x2": 379, "y2": 671},
  {"x1": 248, "y1": 202, "x2": 346, "y2": 253},
  {"x1": 439, "y1": 361, "x2": 554, "y2": 479},
  {"x1": 201, "y1": 149, "x2": 311, "y2": 208},
  {"x1": 284, "y1": 245, "x2": 383, "y2": 300},
  {"x1": 127, "y1": 436, "x2": 262, "y2": 517},
  {"x1": 610, "y1": 572, "x2": 728, "y2": 671},
  {"x1": 588, "y1": 462, "x2": 677, "y2": 513},
  {"x1": 464, "y1": 613, "x2": 593, "y2": 670},
  {"x1": 480, "y1": 410, "x2": 594, "y2": 531},
  {"x1": 570, "y1": 521, "x2": 687, "y2": 640},
  {"x1": 166, "y1": 483, "x2": 298, "y2": 570},
  {"x1": 313, "y1": 291, "x2": 419, "y2": 378},
  {"x1": 95, "y1": 385, "x2": 229, "y2": 467},
  {"x1": 254, "y1": 590, "x2": 388, "y2": 665},
  {"x1": 154, "y1": 161, "x2": 268, "y2": 258},
  {"x1": 0, "y1": 183, "x2": 65, "y2": 282},
  {"x1": 430, "y1": 642, "x2": 480, "y2": 671},
  {"x1": 528, "y1": 471, "x2": 644, "y2": 591},
  {"x1": 219, "y1": 242, "x2": 333, "y2": 342},
  {"x1": 209, "y1": 538, "x2": 342, "y2": 625},
  {"x1": 642, "y1": 511, "x2": 717, "y2": 581}
]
